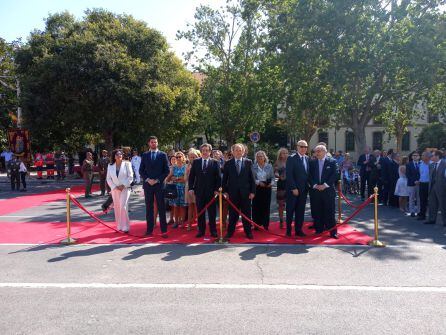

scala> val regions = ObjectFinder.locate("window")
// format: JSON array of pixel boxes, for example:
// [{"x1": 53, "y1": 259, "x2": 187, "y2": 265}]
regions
[
  {"x1": 318, "y1": 131, "x2": 329, "y2": 146},
  {"x1": 428, "y1": 112, "x2": 439, "y2": 123},
  {"x1": 372, "y1": 132, "x2": 383, "y2": 150},
  {"x1": 345, "y1": 131, "x2": 355, "y2": 152},
  {"x1": 402, "y1": 132, "x2": 410, "y2": 151}
]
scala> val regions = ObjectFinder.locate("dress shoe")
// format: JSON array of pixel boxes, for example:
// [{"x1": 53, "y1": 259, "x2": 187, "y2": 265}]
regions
[
  {"x1": 224, "y1": 234, "x2": 232, "y2": 239},
  {"x1": 308, "y1": 225, "x2": 315, "y2": 230},
  {"x1": 195, "y1": 232, "x2": 205, "y2": 238},
  {"x1": 330, "y1": 232, "x2": 339, "y2": 239},
  {"x1": 410, "y1": 213, "x2": 416, "y2": 218},
  {"x1": 295, "y1": 231, "x2": 306, "y2": 237},
  {"x1": 161, "y1": 233, "x2": 168, "y2": 238},
  {"x1": 210, "y1": 232, "x2": 218, "y2": 238},
  {"x1": 424, "y1": 221, "x2": 435, "y2": 225},
  {"x1": 246, "y1": 233, "x2": 254, "y2": 239},
  {"x1": 145, "y1": 232, "x2": 153, "y2": 236}
]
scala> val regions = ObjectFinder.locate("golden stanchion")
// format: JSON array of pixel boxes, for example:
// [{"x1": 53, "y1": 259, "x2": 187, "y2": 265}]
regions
[
  {"x1": 337, "y1": 180, "x2": 342, "y2": 224},
  {"x1": 215, "y1": 188, "x2": 228, "y2": 244},
  {"x1": 368, "y1": 187, "x2": 385, "y2": 247},
  {"x1": 60, "y1": 188, "x2": 77, "y2": 245}
]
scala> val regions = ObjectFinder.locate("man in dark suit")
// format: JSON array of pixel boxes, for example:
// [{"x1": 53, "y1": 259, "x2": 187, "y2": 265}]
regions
[
  {"x1": 139, "y1": 136, "x2": 170, "y2": 237},
  {"x1": 309, "y1": 144, "x2": 340, "y2": 239},
  {"x1": 406, "y1": 151, "x2": 421, "y2": 217},
  {"x1": 222, "y1": 143, "x2": 256, "y2": 239},
  {"x1": 368, "y1": 150, "x2": 381, "y2": 192},
  {"x1": 380, "y1": 149, "x2": 394, "y2": 205},
  {"x1": 425, "y1": 150, "x2": 446, "y2": 226},
  {"x1": 285, "y1": 140, "x2": 310, "y2": 237},
  {"x1": 357, "y1": 146, "x2": 372, "y2": 200},
  {"x1": 188, "y1": 143, "x2": 222, "y2": 238}
]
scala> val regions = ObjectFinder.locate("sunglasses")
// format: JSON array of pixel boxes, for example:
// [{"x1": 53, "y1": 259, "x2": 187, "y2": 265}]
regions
[
  {"x1": 175, "y1": 156, "x2": 182, "y2": 159},
  {"x1": 299, "y1": 146, "x2": 308, "y2": 148}
]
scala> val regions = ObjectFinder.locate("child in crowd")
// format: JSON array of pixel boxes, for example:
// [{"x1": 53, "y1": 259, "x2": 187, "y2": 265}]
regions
[{"x1": 394, "y1": 165, "x2": 409, "y2": 213}]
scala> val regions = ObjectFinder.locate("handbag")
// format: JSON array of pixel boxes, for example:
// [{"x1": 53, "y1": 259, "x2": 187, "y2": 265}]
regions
[{"x1": 164, "y1": 183, "x2": 178, "y2": 199}]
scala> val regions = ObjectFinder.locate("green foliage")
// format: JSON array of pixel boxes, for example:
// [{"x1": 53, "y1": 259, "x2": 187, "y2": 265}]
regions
[
  {"x1": 15, "y1": 9, "x2": 201, "y2": 151},
  {"x1": 178, "y1": 0, "x2": 278, "y2": 146},
  {"x1": 0, "y1": 38, "x2": 19, "y2": 147},
  {"x1": 417, "y1": 122, "x2": 446, "y2": 150},
  {"x1": 265, "y1": 0, "x2": 446, "y2": 150}
]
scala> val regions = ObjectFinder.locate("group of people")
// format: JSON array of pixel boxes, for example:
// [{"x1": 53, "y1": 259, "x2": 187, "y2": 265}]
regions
[
  {"x1": 356, "y1": 147, "x2": 446, "y2": 226},
  {"x1": 103, "y1": 136, "x2": 340, "y2": 240},
  {"x1": 33, "y1": 150, "x2": 69, "y2": 180}
]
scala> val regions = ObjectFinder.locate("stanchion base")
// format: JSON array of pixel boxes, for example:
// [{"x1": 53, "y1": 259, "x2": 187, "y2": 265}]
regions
[
  {"x1": 368, "y1": 239, "x2": 386, "y2": 247},
  {"x1": 60, "y1": 237, "x2": 77, "y2": 245},
  {"x1": 214, "y1": 237, "x2": 229, "y2": 244}
]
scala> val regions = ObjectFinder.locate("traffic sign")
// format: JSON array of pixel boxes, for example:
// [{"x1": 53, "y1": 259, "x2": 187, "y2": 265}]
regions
[{"x1": 250, "y1": 132, "x2": 260, "y2": 143}]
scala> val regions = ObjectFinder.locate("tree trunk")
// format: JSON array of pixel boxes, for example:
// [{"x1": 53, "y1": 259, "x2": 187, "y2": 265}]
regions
[
  {"x1": 351, "y1": 123, "x2": 367, "y2": 155},
  {"x1": 396, "y1": 132, "x2": 403, "y2": 153},
  {"x1": 104, "y1": 130, "x2": 114, "y2": 153}
]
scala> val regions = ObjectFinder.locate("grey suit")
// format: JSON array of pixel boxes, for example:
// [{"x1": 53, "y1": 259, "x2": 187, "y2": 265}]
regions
[{"x1": 428, "y1": 159, "x2": 446, "y2": 225}]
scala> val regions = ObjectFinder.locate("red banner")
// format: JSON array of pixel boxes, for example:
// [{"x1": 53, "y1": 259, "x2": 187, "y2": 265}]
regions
[{"x1": 7, "y1": 128, "x2": 31, "y2": 161}]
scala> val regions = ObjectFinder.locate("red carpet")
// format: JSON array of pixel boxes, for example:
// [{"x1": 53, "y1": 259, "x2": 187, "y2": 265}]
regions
[
  {"x1": 0, "y1": 220, "x2": 372, "y2": 245},
  {"x1": 0, "y1": 185, "x2": 99, "y2": 216},
  {"x1": 0, "y1": 186, "x2": 372, "y2": 245}
]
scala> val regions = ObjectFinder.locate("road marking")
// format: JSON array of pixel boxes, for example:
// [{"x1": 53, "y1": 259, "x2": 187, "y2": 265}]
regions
[
  {"x1": 1, "y1": 282, "x2": 446, "y2": 292},
  {"x1": 0, "y1": 215, "x2": 38, "y2": 218}
]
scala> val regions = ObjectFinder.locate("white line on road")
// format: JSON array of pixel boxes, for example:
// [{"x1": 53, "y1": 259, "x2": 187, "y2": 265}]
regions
[
  {"x1": 1, "y1": 282, "x2": 446, "y2": 292},
  {"x1": 0, "y1": 215, "x2": 38, "y2": 218}
]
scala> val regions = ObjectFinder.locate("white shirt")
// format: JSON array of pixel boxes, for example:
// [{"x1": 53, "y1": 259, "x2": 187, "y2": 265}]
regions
[
  {"x1": 202, "y1": 158, "x2": 209, "y2": 169},
  {"x1": 298, "y1": 153, "x2": 308, "y2": 172},
  {"x1": 131, "y1": 155, "x2": 141, "y2": 168},
  {"x1": 19, "y1": 162, "x2": 27, "y2": 173}
]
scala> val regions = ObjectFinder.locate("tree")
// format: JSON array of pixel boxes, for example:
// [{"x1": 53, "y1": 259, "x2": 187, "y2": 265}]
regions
[
  {"x1": 178, "y1": 0, "x2": 278, "y2": 146},
  {"x1": 417, "y1": 122, "x2": 446, "y2": 150},
  {"x1": 265, "y1": 0, "x2": 446, "y2": 151},
  {"x1": 0, "y1": 38, "x2": 19, "y2": 146},
  {"x1": 15, "y1": 10, "x2": 201, "y2": 151}
]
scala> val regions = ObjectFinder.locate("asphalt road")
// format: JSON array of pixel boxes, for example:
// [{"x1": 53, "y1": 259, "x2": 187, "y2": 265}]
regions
[{"x1": 1, "y1": 179, "x2": 446, "y2": 334}]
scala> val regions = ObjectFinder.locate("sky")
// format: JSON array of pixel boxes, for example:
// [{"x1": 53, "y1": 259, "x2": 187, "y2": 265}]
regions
[{"x1": 0, "y1": 0, "x2": 225, "y2": 61}]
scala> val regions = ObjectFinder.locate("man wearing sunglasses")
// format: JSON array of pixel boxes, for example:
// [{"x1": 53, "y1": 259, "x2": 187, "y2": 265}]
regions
[
  {"x1": 286, "y1": 140, "x2": 310, "y2": 237},
  {"x1": 188, "y1": 143, "x2": 222, "y2": 238}
]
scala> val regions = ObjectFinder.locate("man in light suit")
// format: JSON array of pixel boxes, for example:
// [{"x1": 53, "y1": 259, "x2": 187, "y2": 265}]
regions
[
  {"x1": 425, "y1": 150, "x2": 446, "y2": 226},
  {"x1": 222, "y1": 143, "x2": 256, "y2": 239},
  {"x1": 285, "y1": 140, "x2": 310, "y2": 237},
  {"x1": 309, "y1": 144, "x2": 340, "y2": 239},
  {"x1": 139, "y1": 136, "x2": 170, "y2": 237},
  {"x1": 188, "y1": 143, "x2": 222, "y2": 238}
]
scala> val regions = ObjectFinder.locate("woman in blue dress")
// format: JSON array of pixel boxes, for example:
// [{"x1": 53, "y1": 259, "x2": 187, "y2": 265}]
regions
[{"x1": 166, "y1": 152, "x2": 188, "y2": 228}]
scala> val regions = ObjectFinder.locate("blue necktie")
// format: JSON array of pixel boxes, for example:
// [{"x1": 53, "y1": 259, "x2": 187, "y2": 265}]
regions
[
  {"x1": 236, "y1": 160, "x2": 241, "y2": 175},
  {"x1": 151, "y1": 151, "x2": 155, "y2": 161}
]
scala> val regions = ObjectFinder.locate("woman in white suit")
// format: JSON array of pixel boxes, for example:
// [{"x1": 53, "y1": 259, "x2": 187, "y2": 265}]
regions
[{"x1": 107, "y1": 149, "x2": 134, "y2": 232}]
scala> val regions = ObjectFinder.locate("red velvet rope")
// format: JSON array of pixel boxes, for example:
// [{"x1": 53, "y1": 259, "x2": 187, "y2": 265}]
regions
[
  {"x1": 224, "y1": 193, "x2": 374, "y2": 239},
  {"x1": 338, "y1": 189, "x2": 371, "y2": 209},
  {"x1": 69, "y1": 193, "x2": 217, "y2": 238}
]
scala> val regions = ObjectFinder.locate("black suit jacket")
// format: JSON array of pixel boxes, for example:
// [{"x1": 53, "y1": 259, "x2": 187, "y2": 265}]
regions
[
  {"x1": 188, "y1": 158, "x2": 222, "y2": 198},
  {"x1": 139, "y1": 150, "x2": 169, "y2": 184},
  {"x1": 222, "y1": 158, "x2": 256, "y2": 197},
  {"x1": 406, "y1": 161, "x2": 420, "y2": 187},
  {"x1": 286, "y1": 154, "x2": 310, "y2": 193},
  {"x1": 357, "y1": 154, "x2": 373, "y2": 175},
  {"x1": 309, "y1": 157, "x2": 339, "y2": 189}
]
